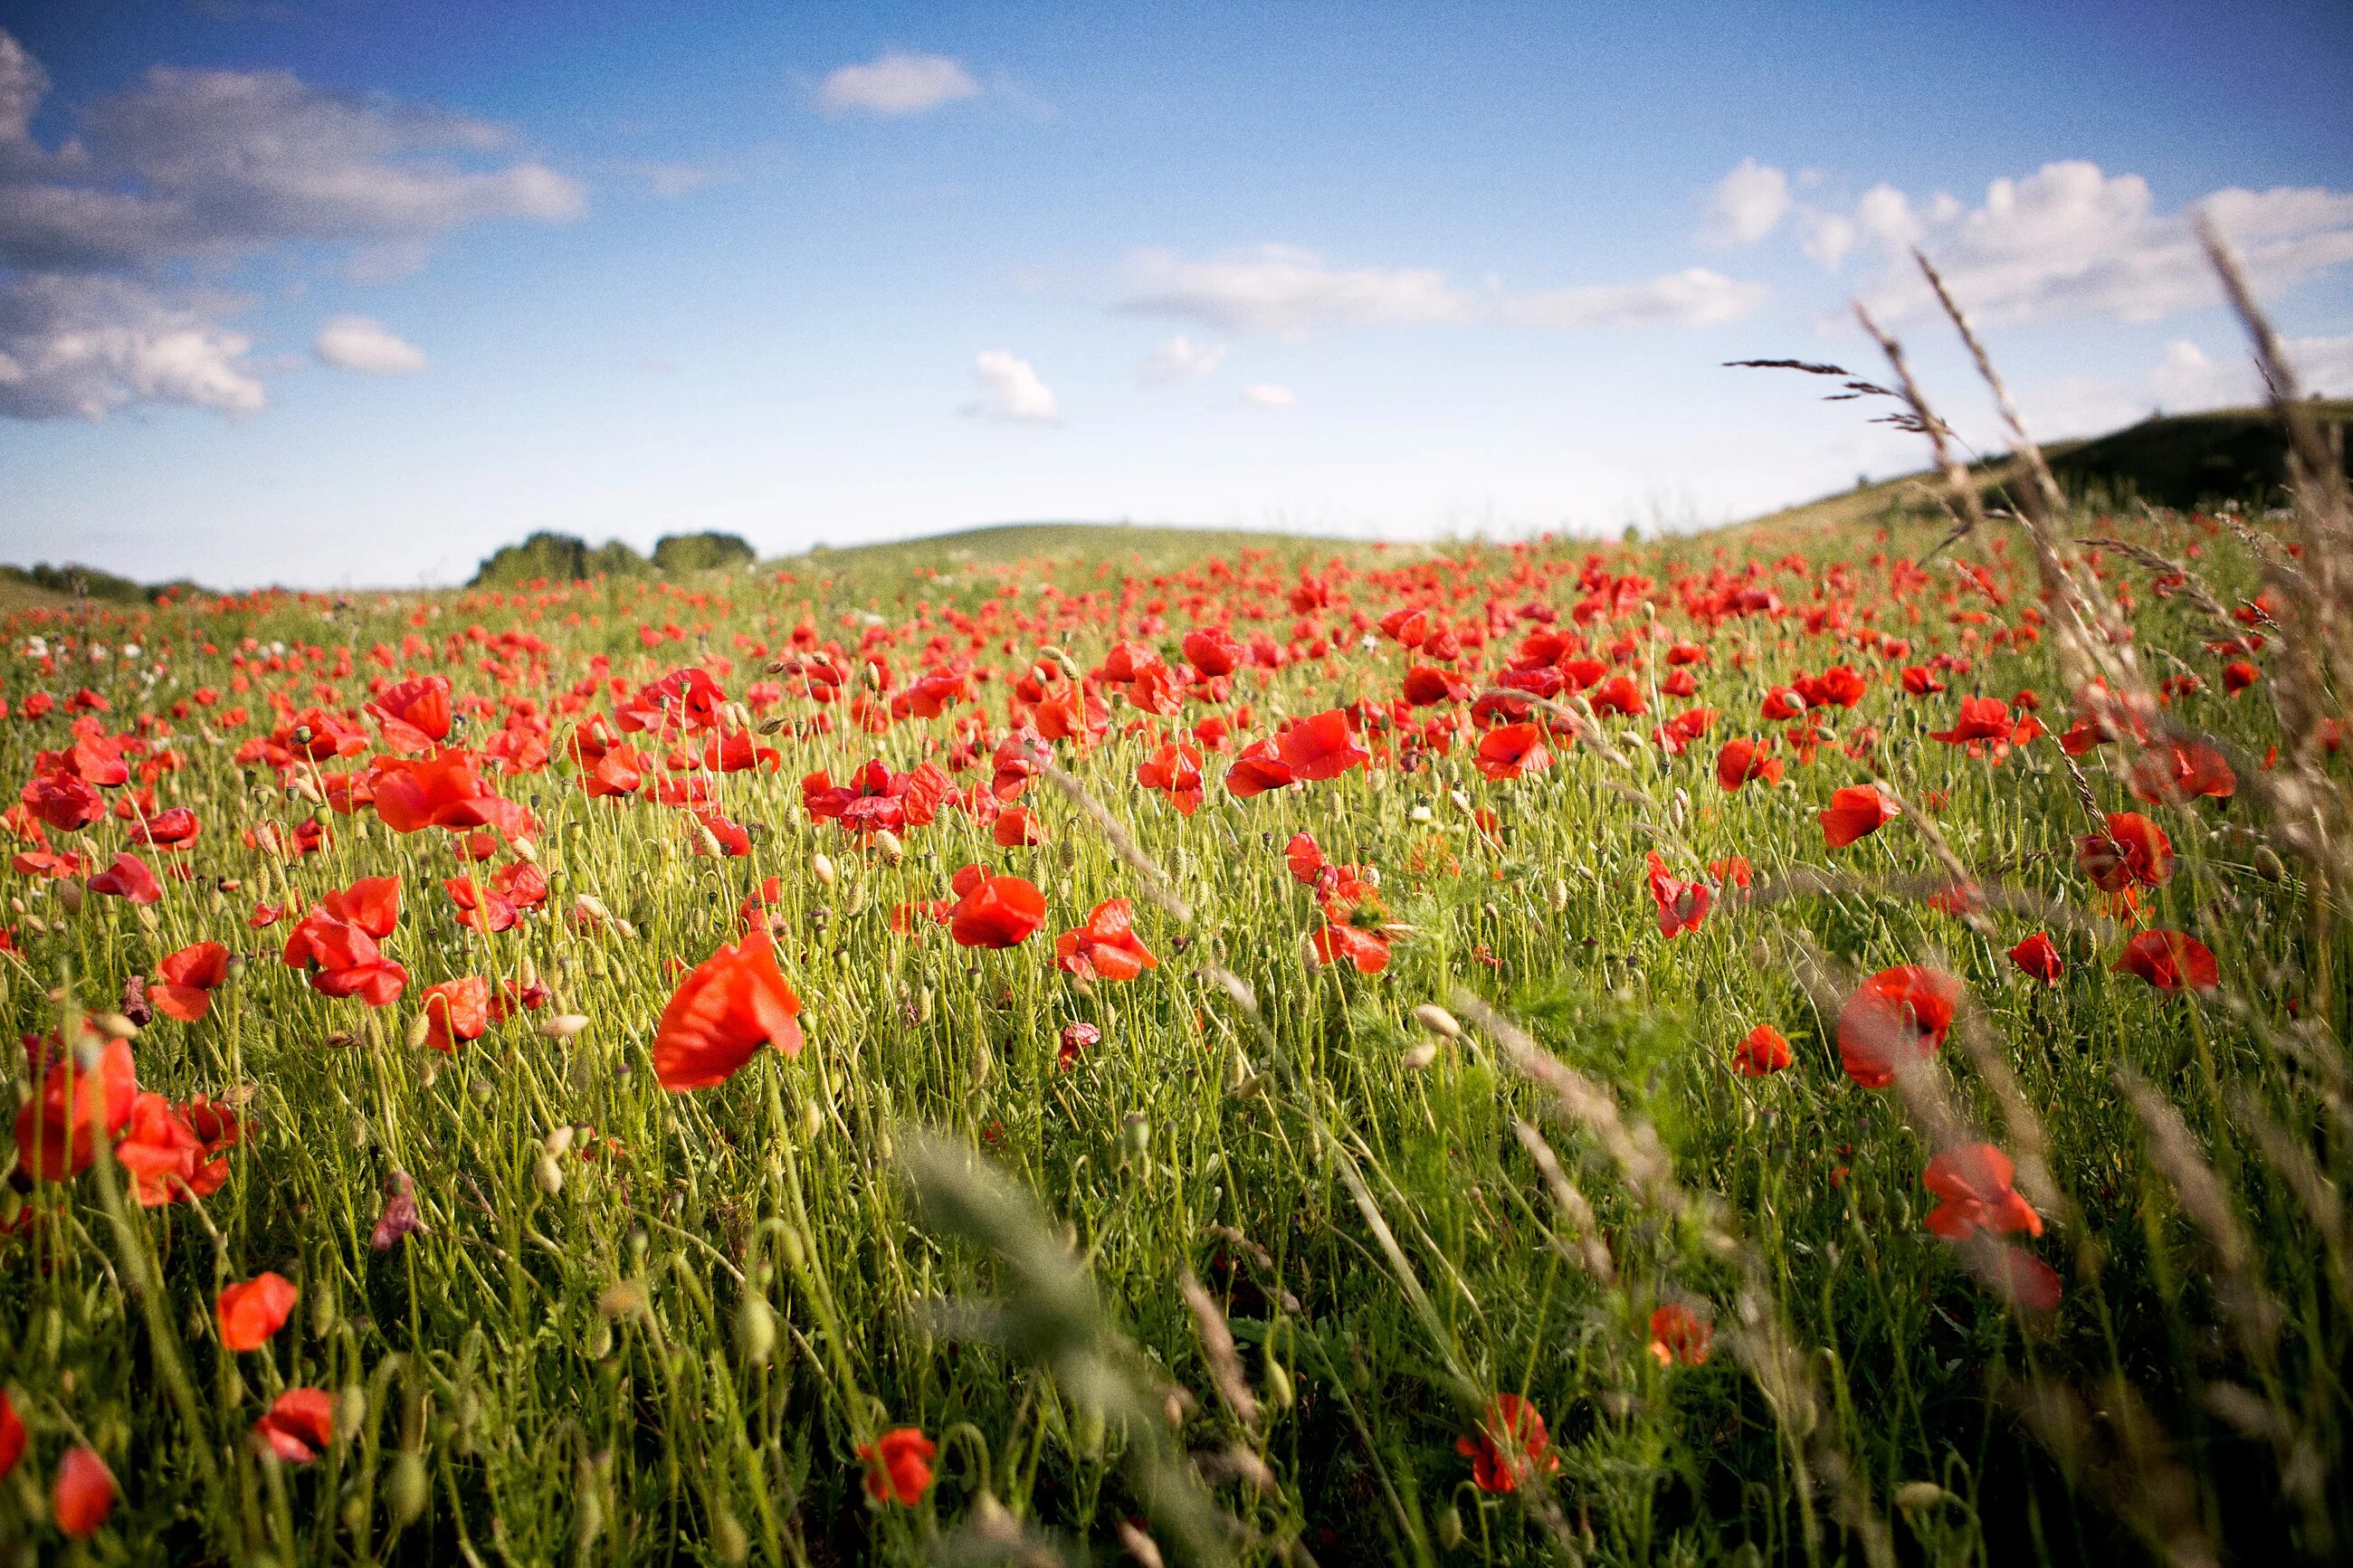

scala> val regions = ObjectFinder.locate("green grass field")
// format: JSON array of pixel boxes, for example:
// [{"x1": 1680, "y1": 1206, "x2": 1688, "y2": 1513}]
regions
[{"x1": 2, "y1": 425, "x2": 2350, "y2": 1567}]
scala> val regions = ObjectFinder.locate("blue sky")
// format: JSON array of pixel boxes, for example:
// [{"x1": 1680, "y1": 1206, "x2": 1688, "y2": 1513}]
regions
[{"x1": 3, "y1": 0, "x2": 2349, "y2": 588}]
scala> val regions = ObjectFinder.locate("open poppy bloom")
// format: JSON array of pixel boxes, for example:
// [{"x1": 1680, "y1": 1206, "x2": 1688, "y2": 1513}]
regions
[
  {"x1": 2113, "y1": 929, "x2": 2219, "y2": 994},
  {"x1": 13, "y1": 1031, "x2": 138, "y2": 1181},
  {"x1": 149, "y1": 940, "x2": 232, "y2": 1022},
  {"x1": 1055, "y1": 898, "x2": 1157, "y2": 982},
  {"x1": 1836, "y1": 965, "x2": 1962, "y2": 1088},
  {"x1": 1645, "y1": 851, "x2": 1711, "y2": 938},
  {"x1": 2076, "y1": 812, "x2": 2174, "y2": 891},
  {"x1": 1819, "y1": 784, "x2": 1899, "y2": 848},
  {"x1": 2129, "y1": 740, "x2": 2236, "y2": 804},
  {"x1": 252, "y1": 1388, "x2": 338, "y2": 1464},
  {"x1": 948, "y1": 868, "x2": 1047, "y2": 949},
  {"x1": 858, "y1": 1426, "x2": 936, "y2": 1505},
  {"x1": 1275, "y1": 708, "x2": 1370, "y2": 782},
  {"x1": 1929, "y1": 695, "x2": 2013, "y2": 744},
  {"x1": 2007, "y1": 932, "x2": 2064, "y2": 986},
  {"x1": 992, "y1": 805, "x2": 1048, "y2": 847},
  {"x1": 1224, "y1": 736, "x2": 1297, "y2": 797},
  {"x1": 1136, "y1": 742, "x2": 1205, "y2": 814},
  {"x1": 218, "y1": 1271, "x2": 299, "y2": 1352},
  {"x1": 419, "y1": 976, "x2": 492, "y2": 1053},
  {"x1": 652, "y1": 932, "x2": 805, "y2": 1089},
  {"x1": 1456, "y1": 1393, "x2": 1558, "y2": 1494},
  {"x1": 21, "y1": 768, "x2": 104, "y2": 832},
  {"x1": 371, "y1": 748, "x2": 535, "y2": 838},
  {"x1": 1733, "y1": 1024, "x2": 1791, "y2": 1076},
  {"x1": 1715, "y1": 737, "x2": 1781, "y2": 792},
  {"x1": 87, "y1": 851, "x2": 163, "y2": 905},
  {"x1": 1922, "y1": 1144, "x2": 2043, "y2": 1240},
  {"x1": 1475, "y1": 722, "x2": 1551, "y2": 782},
  {"x1": 1648, "y1": 1303, "x2": 1713, "y2": 1366},
  {"x1": 367, "y1": 675, "x2": 454, "y2": 752},
  {"x1": 282, "y1": 876, "x2": 409, "y2": 1007},
  {"x1": 115, "y1": 1092, "x2": 231, "y2": 1205},
  {"x1": 130, "y1": 806, "x2": 202, "y2": 850},
  {"x1": 1284, "y1": 832, "x2": 1328, "y2": 885},
  {"x1": 1310, "y1": 921, "x2": 1392, "y2": 974}
]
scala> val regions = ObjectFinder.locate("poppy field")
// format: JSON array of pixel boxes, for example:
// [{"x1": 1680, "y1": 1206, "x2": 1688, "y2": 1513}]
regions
[{"x1": 4, "y1": 300, "x2": 2352, "y2": 1566}]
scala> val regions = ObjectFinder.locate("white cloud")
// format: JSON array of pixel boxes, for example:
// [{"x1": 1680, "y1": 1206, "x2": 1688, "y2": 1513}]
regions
[
  {"x1": 1242, "y1": 383, "x2": 1294, "y2": 408},
  {"x1": 1500, "y1": 267, "x2": 1767, "y2": 328},
  {"x1": 815, "y1": 52, "x2": 981, "y2": 118},
  {"x1": 1800, "y1": 210, "x2": 1856, "y2": 271},
  {"x1": 1119, "y1": 244, "x2": 1468, "y2": 338},
  {"x1": 1138, "y1": 333, "x2": 1227, "y2": 384},
  {"x1": 1120, "y1": 244, "x2": 1767, "y2": 337},
  {"x1": 313, "y1": 314, "x2": 425, "y2": 374},
  {"x1": 1706, "y1": 158, "x2": 1790, "y2": 245},
  {"x1": 0, "y1": 26, "x2": 584, "y2": 422},
  {"x1": 964, "y1": 349, "x2": 1058, "y2": 423},
  {"x1": 1834, "y1": 161, "x2": 2353, "y2": 326},
  {"x1": 0, "y1": 271, "x2": 263, "y2": 420}
]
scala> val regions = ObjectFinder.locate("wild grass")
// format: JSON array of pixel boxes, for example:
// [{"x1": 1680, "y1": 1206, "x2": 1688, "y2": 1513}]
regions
[{"x1": 1, "y1": 243, "x2": 2348, "y2": 1566}]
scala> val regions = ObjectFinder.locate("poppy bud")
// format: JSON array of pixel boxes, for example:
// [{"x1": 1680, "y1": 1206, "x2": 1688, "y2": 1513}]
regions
[
  {"x1": 92, "y1": 1011, "x2": 139, "y2": 1041},
  {"x1": 58, "y1": 879, "x2": 85, "y2": 917},
  {"x1": 757, "y1": 715, "x2": 787, "y2": 736},
  {"x1": 545, "y1": 1126, "x2": 576, "y2": 1156},
  {"x1": 1409, "y1": 804, "x2": 1434, "y2": 822},
  {"x1": 1401, "y1": 1042, "x2": 1439, "y2": 1069},
  {"x1": 510, "y1": 837, "x2": 538, "y2": 864},
  {"x1": 535, "y1": 1154, "x2": 565, "y2": 1195},
  {"x1": 1413, "y1": 1003, "x2": 1462, "y2": 1039},
  {"x1": 386, "y1": 1450, "x2": 429, "y2": 1529},
  {"x1": 1263, "y1": 1353, "x2": 1293, "y2": 1411},
  {"x1": 735, "y1": 1292, "x2": 776, "y2": 1365},
  {"x1": 714, "y1": 1509, "x2": 749, "y2": 1566},
  {"x1": 872, "y1": 831, "x2": 903, "y2": 865},
  {"x1": 812, "y1": 852, "x2": 836, "y2": 887},
  {"x1": 405, "y1": 1012, "x2": 433, "y2": 1050},
  {"x1": 1437, "y1": 1505, "x2": 1465, "y2": 1550}
]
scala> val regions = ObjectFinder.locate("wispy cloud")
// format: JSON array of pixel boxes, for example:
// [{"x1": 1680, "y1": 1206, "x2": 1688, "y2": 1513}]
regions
[
  {"x1": 313, "y1": 315, "x2": 425, "y2": 374},
  {"x1": 814, "y1": 52, "x2": 981, "y2": 118}
]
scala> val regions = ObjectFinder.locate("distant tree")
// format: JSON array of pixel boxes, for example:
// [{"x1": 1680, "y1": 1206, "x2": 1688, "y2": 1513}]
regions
[
  {"x1": 0, "y1": 562, "x2": 151, "y2": 603},
  {"x1": 471, "y1": 532, "x2": 652, "y2": 587},
  {"x1": 652, "y1": 531, "x2": 757, "y2": 575}
]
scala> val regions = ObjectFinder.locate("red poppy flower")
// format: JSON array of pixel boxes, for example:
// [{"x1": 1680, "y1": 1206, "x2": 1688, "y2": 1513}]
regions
[
  {"x1": 2113, "y1": 929, "x2": 2219, "y2": 994},
  {"x1": 2007, "y1": 932, "x2": 2064, "y2": 986},
  {"x1": 858, "y1": 1426, "x2": 936, "y2": 1505},
  {"x1": 367, "y1": 675, "x2": 454, "y2": 752},
  {"x1": 87, "y1": 851, "x2": 163, "y2": 906},
  {"x1": 1284, "y1": 832, "x2": 1328, "y2": 885},
  {"x1": 0, "y1": 1390, "x2": 23, "y2": 1482},
  {"x1": 652, "y1": 932, "x2": 805, "y2": 1089},
  {"x1": 21, "y1": 769, "x2": 104, "y2": 832},
  {"x1": 1715, "y1": 738, "x2": 1782, "y2": 792},
  {"x1": 2076, "y1": 812, "x2": 2173, "y2": 891},
  {"x1": 13, "y1": 1032, "x2": 138, "y2": 1181},
  {"x1": 1136, "y1": 742, "x2": 1205, "y2": 815},
  {"x1": 1977, "y1": 1245, "x2": 2064, "y2": 1313},
  {"x1": 1475, "y1": 722, "x2": 1551, "y2": 782},
  {"x1": 1224, "y1": 736, "x2": 1297, "y2": 797},
  {"x1": 115, "y1": 1092, "x2": 228, "y2": 1206},
  {"x1": 1310, "y1": 921, "x2": 1392, "y2": 974},
  {"x1": 218, "y1": 1271, "x2": 299, "y2": 1352},
  {"x1": 1836, "y1": 966, "x2": 1962, "y2": 1088},
  {"x1": 130, "y1": 806, "x2": 201, "y2": 849},
  {"x1": 1276, "y1": 708, "x2": 1370, "y2": 782},
  {"x1": 1760, "y1": 686, "x2": 1805, "y2": 722},
  {"x1": 371, "y1": 748, "x2": 533, "y2": 837},
  {"x1": 1648, "y1": 1304, "x2": 1713, "y2": 1366},
  {"x1": 1055, "y1": 898, "x2": 1157, "y2": 982},
  {"x1": 1922, "y1": 1144, "x2": 2043, "y2": 1240},
  {"x1": 139, "y1": 940, "x2": 226, "y2": 1024},
  {"x1": 1733, "y1": 1024, "x2": 1791, "y2": 1076},
  {"x1": 2221, "y1": 659, "x2": 2260, "y2": 695},
  {"x1": 252, "y1": 1388, "x2": 338, "y2": 1464},
  {"x1": 53, "y1": 1446, "x2": 114, "y2": 1538},
  {"x1": 1929, "y1": 695, "x2": 2012, "y2": 744},
  {"x1": 949, "y1": 870, "x2": 1047, "y2": 949},
  {"x1": 1819, "y1": 784, "x2": 1899, "y2": 848},
  {"x1": 992, "y1": 805, "x2": 1048, "y2": 847},
  {"x1": 419, "y1": 976, "x2": 492, "y2": 1053},
  {"x1": 1455, "y1": 1394, "x2": 1558, "y2": 1494},
  {"x1": 2125, "y1": 740, "x2": 2235, "y2": 805},
  {"x1": 1401, "y1": 664, "x2": 1466, "y2": 707},
  {"x1": 1645, "y1": 851, "x2": 1710, "y2": 938},
  {"x1": 1182, "y1": 626, "x2": 1244, "y2": 678}
]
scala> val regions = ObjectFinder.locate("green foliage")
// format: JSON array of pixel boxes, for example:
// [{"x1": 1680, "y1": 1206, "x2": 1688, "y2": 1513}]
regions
[
  {"x1": 651, "y1": 531, "x2": 757, "y2": 575},
  {"x1": 2045, "y1": 400, "x2": 2353, "y2": 510},
  {"x1": 0, "y1": 561, "x2": 156, "y2": 604},
  {"x1": 469, "y1": 530, "x2": 653, "y2": 587}
]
